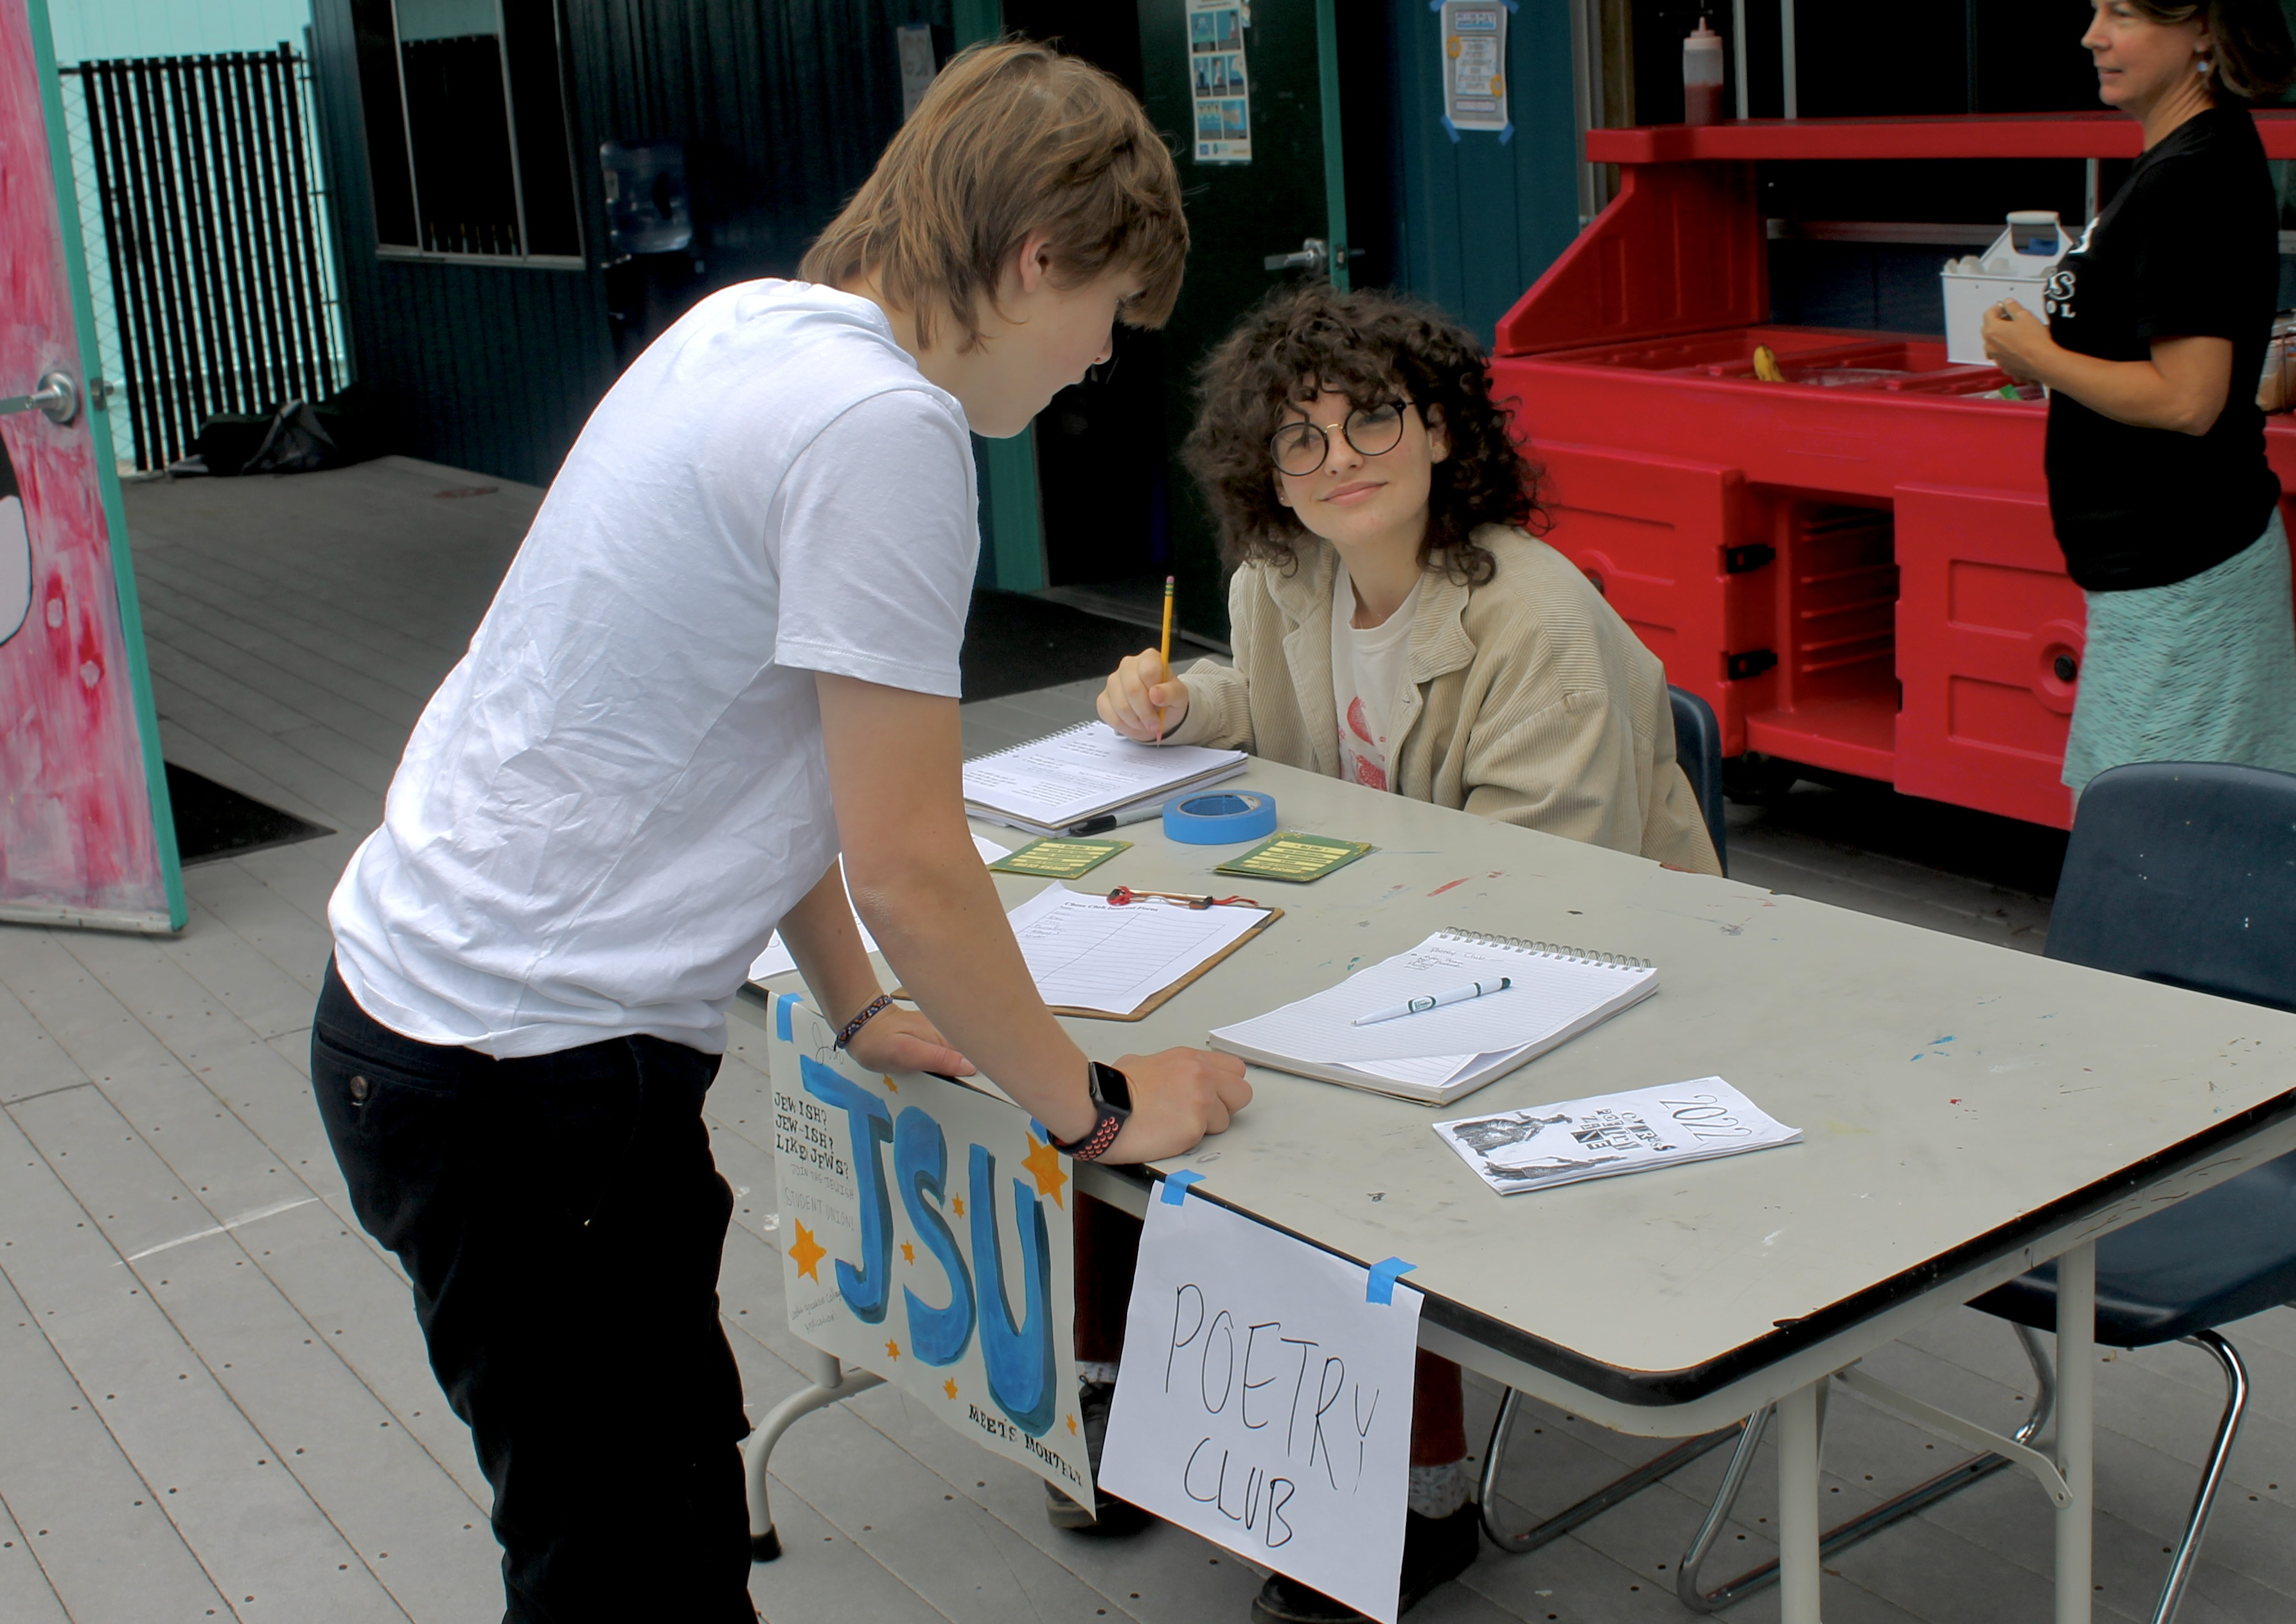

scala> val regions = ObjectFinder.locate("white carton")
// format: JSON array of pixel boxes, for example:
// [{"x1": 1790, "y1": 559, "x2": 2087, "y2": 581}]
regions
[{"x1": 1941, "y1": 211, "x2": 2072, "y2": 365}]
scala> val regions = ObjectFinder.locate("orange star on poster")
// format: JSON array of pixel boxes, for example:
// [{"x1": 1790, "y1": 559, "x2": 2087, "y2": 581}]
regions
[
  {"x1": 1066, "y1": 1413, "x2": 1079, "y2": 1436},
  {"x1": 900, "y1": 1240, "x2": 917, "y2": 1264},
  {"x1": 951, "y1": 1194, "x2": 965, "y2": 1217},
  {"x1": 943, "y1": 1377, "x2": 959, "y2": 1400},
  {"x1": 788, "y1": 1222, "x2": 827, "y2": 1282},
  {"x1": 885, "y1": 1339, "x2": 901, "y2": 1361},
  {"x1": 1021, "y1": 1134, "x2": 1069, "y2": 1209}
]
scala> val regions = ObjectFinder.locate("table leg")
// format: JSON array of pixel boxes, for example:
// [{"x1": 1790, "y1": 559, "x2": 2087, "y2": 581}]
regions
[
  {"x1": 1778, "y1": 1378, "x2": 1825, "y2": 1624},
  {"x1": 743, "y1": 1346, "x2": 884, "y2": 1561},
  {"x1": 2055, "y1": 1240, "x2": 2096, "y2": 1624}
]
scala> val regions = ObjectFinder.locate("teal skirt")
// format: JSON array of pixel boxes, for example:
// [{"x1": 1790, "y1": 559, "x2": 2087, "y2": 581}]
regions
[{"x1": 2063, "y1": 510, "x2": 2296, "y2": 797}]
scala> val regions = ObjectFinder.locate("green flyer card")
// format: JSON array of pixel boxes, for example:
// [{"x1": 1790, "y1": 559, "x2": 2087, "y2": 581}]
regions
[
  {"x1": 1214, "y1": 831, "x2": 1375, "y2": 883},
  {"x1": 989, "y1": 837, "x2": 1131, "y2": 879}
]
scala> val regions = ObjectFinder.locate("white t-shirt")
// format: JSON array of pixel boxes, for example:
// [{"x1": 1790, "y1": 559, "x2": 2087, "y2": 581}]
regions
[
  {"x1": 1329, "y1": 560, "x2": 1418, "y2": 794},
  {"x1": 328, "y1": 281, "x2": 978, "y2": 1057}
]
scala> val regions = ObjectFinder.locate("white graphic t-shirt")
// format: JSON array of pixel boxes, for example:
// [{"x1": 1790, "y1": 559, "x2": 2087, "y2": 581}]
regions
[{"x1": 1329, "y1": 560, "x2": 1418, "y2": 793}]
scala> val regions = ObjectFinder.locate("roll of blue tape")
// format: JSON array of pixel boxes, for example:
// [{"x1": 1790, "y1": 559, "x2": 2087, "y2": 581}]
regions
[{"x1": 1163, "y1": 790, "x2": 1277, "y2": 845}]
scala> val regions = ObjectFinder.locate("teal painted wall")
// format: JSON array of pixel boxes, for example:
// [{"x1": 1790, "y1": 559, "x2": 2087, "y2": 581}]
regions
[
  {"x1": 44, "y1": 0, "x2": 313, "y2": 60},
  {"x1": 1383, "y1": 0, "x2": 1580, "y2": 347}
]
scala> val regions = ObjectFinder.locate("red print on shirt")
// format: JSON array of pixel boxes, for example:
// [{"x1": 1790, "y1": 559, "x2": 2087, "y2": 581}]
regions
[
  {"x1": 1347, "y1": 694, "x2": 1377, "y2": 745},
  {"x1": 1352, "y1": 753, "x2": 1388, "y2": 791}
]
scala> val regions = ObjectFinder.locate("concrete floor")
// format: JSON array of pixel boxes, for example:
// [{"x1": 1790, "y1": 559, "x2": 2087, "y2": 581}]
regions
[{"x1": 0, "y1": 455, "x2": 2289, "y2": 1624}]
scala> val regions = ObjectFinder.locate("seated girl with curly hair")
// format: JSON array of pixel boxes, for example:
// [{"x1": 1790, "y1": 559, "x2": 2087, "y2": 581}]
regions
[
  {"x1": 1075, "y1": 287, "x2": 1718, "y2": 1624},
  {"x1": 1100, "y1": 281, "x2": 1717, "y2": 870}
]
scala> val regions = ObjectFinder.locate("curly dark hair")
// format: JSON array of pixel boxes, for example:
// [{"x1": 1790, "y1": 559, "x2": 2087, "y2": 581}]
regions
[{"x1": 1181, "y1": 282, "x2": 1542, "y2": 585}]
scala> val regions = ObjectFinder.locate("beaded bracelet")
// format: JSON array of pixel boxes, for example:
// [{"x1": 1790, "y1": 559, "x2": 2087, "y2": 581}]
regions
[{"x1": 835, "y1": 993, "x2": 896, "y2": 1052}]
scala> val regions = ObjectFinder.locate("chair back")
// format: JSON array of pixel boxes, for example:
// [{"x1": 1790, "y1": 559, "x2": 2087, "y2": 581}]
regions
[
  {"x1": 2045, "y1": 761, "x2": 2296, "y2": 1012},
  {"x1": 1669, "y1": 685, "x2": 1728, "y2": 876}
]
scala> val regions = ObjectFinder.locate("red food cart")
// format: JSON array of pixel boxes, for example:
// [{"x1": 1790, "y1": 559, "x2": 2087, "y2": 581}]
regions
[{"x1": 1490, "y1": 114, "x2": 2296, "y2": 830}]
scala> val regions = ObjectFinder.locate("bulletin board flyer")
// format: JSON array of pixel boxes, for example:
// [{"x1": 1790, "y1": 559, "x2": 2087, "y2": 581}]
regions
[
  {"x1": 1187, "y1": 0, "x2": 1251, "y2": 163},
  {"x1": 766, "y1": 993, "x2": 1096, "y2": 1512}
]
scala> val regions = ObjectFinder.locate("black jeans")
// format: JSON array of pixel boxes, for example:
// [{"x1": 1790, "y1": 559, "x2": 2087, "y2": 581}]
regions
[{"x1": 311, "y1": 960, "x2": 754, "y2": 1624}]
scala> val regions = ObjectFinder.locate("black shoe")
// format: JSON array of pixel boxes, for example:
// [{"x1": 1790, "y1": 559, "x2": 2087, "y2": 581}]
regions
[
  {"x1": 1250, "y1": 1503, "x2": 1481, "y2": 1623},
  {"x1": 1045, "y1": 1381, "x2": 1152, "y2": 1537}
]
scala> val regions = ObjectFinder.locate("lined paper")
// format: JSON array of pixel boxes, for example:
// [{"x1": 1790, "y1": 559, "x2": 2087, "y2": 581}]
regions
[
  {"x1": 1007, "y1": 883, "x2": 1271, "y2": 1016},
  {"x1": 963, "y1": 723, "x2": 1246, "y2": 829}
]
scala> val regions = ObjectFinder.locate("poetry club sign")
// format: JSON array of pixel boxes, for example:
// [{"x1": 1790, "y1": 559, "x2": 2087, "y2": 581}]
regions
[{"x1": 767, "y1": 994, "x2": 1095, "y2": 1512}]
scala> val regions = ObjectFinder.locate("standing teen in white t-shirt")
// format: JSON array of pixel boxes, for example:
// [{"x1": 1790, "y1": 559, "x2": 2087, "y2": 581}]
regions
[{"x1": 310, "y1": 46, "x2": 1245, "y2": 1623}]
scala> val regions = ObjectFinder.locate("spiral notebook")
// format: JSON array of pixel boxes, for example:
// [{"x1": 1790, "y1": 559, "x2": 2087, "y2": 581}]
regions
[{"x1": 1207, "y1": 929, "x2": 1657, "y2": 1104}]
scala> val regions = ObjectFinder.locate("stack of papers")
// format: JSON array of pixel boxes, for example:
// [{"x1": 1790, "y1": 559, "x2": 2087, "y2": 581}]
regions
[
  {"x1": 1435, "y1": 1078, "x2": 1801, "y2": 1194},
  {"x1": 963, "y1": 723, "x2": 1248, "y2": 836},
  {"x1": 747, "y1": 833, "x2": 1009, "y2": 984},
  {"x1": 1208, "y1": 930, "x2": 1658, "y2": 1104}
]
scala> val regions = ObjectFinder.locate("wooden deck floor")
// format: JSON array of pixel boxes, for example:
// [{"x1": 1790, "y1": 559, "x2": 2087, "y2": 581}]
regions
[{"x1": 0, "y1": 456, "x2": 2287, "y2": 1624}]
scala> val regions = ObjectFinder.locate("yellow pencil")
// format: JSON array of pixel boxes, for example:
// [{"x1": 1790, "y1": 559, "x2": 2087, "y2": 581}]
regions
[{"x1": 1156, "y1": 575, "x2": 1176, "y2": 743}]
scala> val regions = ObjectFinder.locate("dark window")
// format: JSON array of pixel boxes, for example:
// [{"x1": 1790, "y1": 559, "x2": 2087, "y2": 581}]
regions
[{"x1": 348, "y1": 0, "x2": 581, "y2": 261}]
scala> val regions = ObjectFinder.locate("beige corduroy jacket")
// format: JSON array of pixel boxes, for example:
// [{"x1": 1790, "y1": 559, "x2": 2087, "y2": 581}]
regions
[{"x1": 1165, "y1": 526, "x2": 1721, "y2": 875}]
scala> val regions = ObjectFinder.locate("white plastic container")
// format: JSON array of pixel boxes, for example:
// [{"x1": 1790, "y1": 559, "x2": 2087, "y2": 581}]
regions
[{"x1": 1941, "y1": 211, "x2": 2071, "y2": 365}]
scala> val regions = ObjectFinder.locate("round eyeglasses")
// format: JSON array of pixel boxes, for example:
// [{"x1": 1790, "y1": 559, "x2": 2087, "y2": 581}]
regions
[{"x1": 1268, "y1": 400, "x2": 1412, "y2": 477}]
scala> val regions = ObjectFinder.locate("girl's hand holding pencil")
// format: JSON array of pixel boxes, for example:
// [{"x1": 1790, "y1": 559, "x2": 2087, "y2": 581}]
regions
[{"x1": 1096, "y1": 644, "x2": 1192, "y2": 743}]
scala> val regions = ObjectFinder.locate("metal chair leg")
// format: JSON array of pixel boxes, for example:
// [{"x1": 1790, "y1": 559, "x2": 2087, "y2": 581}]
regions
[
  {"x1": 1477, "y1": 1385, "x2": 1744, "y2": 1554},
  {"x1": 1677, "y1": 1321, "x2": 2057, "y2": 1611},
  {"x1": 743, "y1": 1348, "x2": 883, "y2": 1561},
  {"x1": 2150, "y1": 1331, "x2": 2247, "y2": 1624}
]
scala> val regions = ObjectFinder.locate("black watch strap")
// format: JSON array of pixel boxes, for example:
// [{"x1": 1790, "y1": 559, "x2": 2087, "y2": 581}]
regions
[{"x1": 1052, "y1": 1062, "x2": 1133, "y2": 1162}]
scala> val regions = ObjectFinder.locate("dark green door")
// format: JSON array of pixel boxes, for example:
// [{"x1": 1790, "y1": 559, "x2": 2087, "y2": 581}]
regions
[{"x1": 1137, "y1": 0, "x2": 1348, "y2": 641}]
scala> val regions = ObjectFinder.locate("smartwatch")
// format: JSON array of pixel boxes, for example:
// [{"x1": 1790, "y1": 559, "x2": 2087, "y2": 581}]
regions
[{"x1": 1051, "y1": 1061, "x2": 1133, "y2": 1163}]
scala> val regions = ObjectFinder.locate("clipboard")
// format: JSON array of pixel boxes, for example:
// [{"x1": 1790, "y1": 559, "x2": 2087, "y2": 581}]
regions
[
  {"x1": 894, "y1": 892, "x2": 1283, "y2": 1023},
  {"x1": 1048, "y1": 897, "x2": 1284, "y2": 1022}
]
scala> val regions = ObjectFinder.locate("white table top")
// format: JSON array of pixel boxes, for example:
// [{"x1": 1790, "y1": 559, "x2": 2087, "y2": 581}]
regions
[{"x1": 737, "y1": 759, "x2": 2296, "y2": 1420}]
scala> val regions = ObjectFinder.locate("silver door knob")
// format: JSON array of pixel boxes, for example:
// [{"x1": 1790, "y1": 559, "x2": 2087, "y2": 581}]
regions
[
  {"x1": 1262, "y1": 237, "x2": 1328, "y2": 276},
  {"x1": 0, "y1": 370, "x2": 78, "y2": 427}
]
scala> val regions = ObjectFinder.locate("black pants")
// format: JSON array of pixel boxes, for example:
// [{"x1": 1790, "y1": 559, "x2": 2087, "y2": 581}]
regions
[{"x1": 311, "y1": 960, "x2": 755, "y2": 1624}]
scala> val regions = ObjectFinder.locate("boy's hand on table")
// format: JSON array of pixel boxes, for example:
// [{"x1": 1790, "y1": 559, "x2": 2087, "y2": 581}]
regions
[
  {"x1": 1099, "y1": 1046, "x2": 1251, "y2": 1163},
  {"x1": 842, "y1": 1007, "x2": 975, "y2": 1079},
  {"x1": 1097, "y1": 648, "x2": 1190, "y2": 742}
]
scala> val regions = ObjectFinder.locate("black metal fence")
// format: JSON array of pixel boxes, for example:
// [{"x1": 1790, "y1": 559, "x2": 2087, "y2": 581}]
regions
[{"x1": 67, "y1": 46, "x2": 342, "y2": 472}]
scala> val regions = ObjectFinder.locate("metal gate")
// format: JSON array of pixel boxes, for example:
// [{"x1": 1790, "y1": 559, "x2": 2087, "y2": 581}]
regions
[{"x1": 64, "y1": 46, "x2": 346, "y2": 472}]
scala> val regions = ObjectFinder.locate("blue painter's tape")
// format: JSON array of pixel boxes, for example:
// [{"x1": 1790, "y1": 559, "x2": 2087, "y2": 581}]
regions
[
  {"x1": 1366, "y1": 1257, "x2": 1417, "y2": 1305},
  {"x1": 1498, "y1": 121, "x2": 1514, "y2": 145},
  {"x1": 1160, "y1": 1170, "x2": 1206, "y2": 1205},
  {"x1": 1439, "y1": 114, "x2": 1461, "y2": 143},
  {"x1": 775, "y1": 992, "x2": 800, "y2": 1041},
  {"x1": 1164, "y1": 790, "x2": 1277, "y2": 845}
]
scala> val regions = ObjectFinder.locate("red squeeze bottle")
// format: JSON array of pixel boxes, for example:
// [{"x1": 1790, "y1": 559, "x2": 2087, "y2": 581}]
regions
[{"x1": 1684, "y1": 19, "x2": 1724, "y2": 126}]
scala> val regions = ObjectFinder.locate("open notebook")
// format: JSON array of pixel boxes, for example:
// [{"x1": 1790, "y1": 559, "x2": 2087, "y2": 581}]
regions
[
  {"x1": 1208, "y1": 930, "x2": 1657, "y2": 1104},
  {"x1": 963, "y1": 722, "x2": 1248, "y2": 836}
]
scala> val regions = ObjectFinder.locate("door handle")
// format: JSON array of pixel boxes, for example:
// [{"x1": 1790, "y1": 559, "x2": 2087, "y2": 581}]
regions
[
  {"x1": 0, "y1": 370, "x2": 79, "y2": 427},
  {"x1": 1262, "y1": 237, "x2": 1328, "y2": 277}
]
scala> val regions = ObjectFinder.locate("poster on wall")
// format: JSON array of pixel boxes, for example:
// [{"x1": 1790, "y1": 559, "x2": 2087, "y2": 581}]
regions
[
  {"x1": 895, "y1": 22, "x2": 937, "y2": 121},
  {"x1": 1437, "y1": 0, "x2": 1511, "y2": 141},
  {"x1": 1186, "y1": 0, "x2": 1251, "y2": 164},
  {"x1": 767, "y1": 993, "x2": 1097, "y2": 1511},
  {"x1": 0, "y1": 0, "x2": 181, "y2": 933}
]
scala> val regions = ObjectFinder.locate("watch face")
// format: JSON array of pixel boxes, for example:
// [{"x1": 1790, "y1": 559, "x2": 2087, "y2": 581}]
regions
[{"x1": 1091, "y1": 1061, "x2": 1133, "y2": 1112}]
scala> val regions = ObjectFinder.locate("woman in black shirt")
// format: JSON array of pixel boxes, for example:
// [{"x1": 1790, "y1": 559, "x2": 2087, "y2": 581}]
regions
[{"x1": 1983, "y1": 0, "x2": 2296, "y2": 796}]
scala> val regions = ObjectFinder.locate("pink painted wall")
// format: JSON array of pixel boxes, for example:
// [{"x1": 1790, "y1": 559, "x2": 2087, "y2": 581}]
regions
[{"x1": 0, "y1": 0, "x2": 168, "y2": 921}]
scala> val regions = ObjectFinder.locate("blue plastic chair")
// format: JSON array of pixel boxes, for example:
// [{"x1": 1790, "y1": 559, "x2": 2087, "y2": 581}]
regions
[
  {"x1": 1669, "y1": 686, "x2": 1728, "y2": 876},
  {"x1": 1669, "y1": 761, "x2": 2296, "y2": 1623}
]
